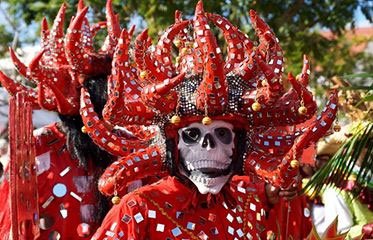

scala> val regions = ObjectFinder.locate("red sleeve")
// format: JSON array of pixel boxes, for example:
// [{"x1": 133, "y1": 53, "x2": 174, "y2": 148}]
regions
[
  {"x1": 0, "y1": 170, "x2": 11, "y2": 239},
  {"x1": 92, "y1": 193, "x2": 149, "y2": 240}
]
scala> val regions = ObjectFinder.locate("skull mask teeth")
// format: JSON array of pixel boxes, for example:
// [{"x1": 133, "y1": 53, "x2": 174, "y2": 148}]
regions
[{"x1": 177, "y1": 120, "x2": 235, "y2": 194}]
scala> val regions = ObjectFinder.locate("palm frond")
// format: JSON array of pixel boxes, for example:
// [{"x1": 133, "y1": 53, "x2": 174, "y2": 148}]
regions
[
  {"x1": 340, "y1": 72, "x2": 373, "y2": 80},
  {"x1": 303, "y1": 121, "x2": 373, "y2": 197}
]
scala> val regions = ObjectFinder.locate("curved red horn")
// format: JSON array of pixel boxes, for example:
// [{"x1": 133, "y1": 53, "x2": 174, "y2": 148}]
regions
[
  {"x1": 28, "y1": 50, "x2": 46, "y2": 80},
  {"x1": 288, "y1": 72, "x2": 314, "y2": 109},
  {"x1": 245, "y1": 91, "x2": 338, "y2": 188},
  {"x1": 243, "y1": 73, "x2": 316, "y2": 128},
  {"x1": 0, "y1": 71, "x2": 39, "y2": 108},
  {"x1": 103, "y1": 0, "x2": 121, "y2": 55},
  {"x1": 128, "y1": 25, "x2": 136, "y2": 38},
  {"x1": 40, "y1": 17, "x2": 50, "y2": 48},
  {"x1": 49, "y1": 3, "x2": 68, "y2": 66},
  {"x1": 9, "y1": 48, "x2": 28, "y2": 78},
  {"x1": 50, "y1": 3, "x2": 66, "y2": 41},
  {"x1": 28, "y1": 50, "x2": 79, "y2": 114},
  {"x1": 65, "y1": 6, "x2": 112, "y2": 77},
  {"x1": 251, "y1": 129, "x2": 302, "y2": 156},
  {"x1": 294, "y1": 90, "x2": 338, "y2": 153},
  {"x1": 278, "y1": 91, "x2": 338, "y2": 188},
  {"x1": 98, "y1": 145, "x2": 165, "y2": 196},
  {"x1": 141, "y1": 72, "x2": 185, "y2": 113},
  {"x1": 103, "y1": 30, "x2": 155, "y2": 126},
  {"x1": 194, "y1": 1, "x2": 227, "y2": 114},
  {"x1": 106, "y1": 0, "x2": 120, "y2": 38},
  {"x1": 232, "y1": 51, "x2": 257, "y2": 84},
  {"x1": 250, "y1": 10, "x2": 284, "y2": 96},
  {"x1": 298, "y1": 55, "x2": 310, "y2": 85},
  {"x1": 175, "y1": 10, "x2": 182, "y2": 22},
  {"x1": 77, "y1": 0, "x2": 85, "y2": 12},
  {"x1": 65, "y1": 6, "x2": 91, "y2": 73},
  {"x1": 135, "y1": 29, "x2": 168, "y2": 83},
  {"x1": 155, "y1": 20, "x2": 190, "y2": 78},
  {"x1": 80, "y1": 88, "x2": 149, "y2": 157},
  {"x1": 207, "y1": 12, "x2": 253, "y2": 73}
]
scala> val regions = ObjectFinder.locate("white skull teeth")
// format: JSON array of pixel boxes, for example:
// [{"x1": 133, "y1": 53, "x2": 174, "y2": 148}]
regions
[
  {"x1": 190, "y1": 174, "x2": 218, "y2": 185},
  {"x1": 177, "y1": 121, "x2": 235, "y2": 194},
  {"x1": 186, "y1": 160, "x2": 231, "y2": 171}
]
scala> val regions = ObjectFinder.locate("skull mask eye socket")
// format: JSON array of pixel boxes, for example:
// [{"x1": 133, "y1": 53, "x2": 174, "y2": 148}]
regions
[
  {"x1": 214, "y1": 127, "x2": 233, "y2": 144},
  {"x1": 181, "y1": 127, "x2": 201, "y2": 144}
]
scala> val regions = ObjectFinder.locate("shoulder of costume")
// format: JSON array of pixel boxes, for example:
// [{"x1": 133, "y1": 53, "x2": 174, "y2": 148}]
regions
[{"x1": 33, "y1": 122, "x2": 66, "y2": 149}]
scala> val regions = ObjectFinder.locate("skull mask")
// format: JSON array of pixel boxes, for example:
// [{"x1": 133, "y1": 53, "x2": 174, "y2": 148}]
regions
[{"x1": 177, "y1": 120, "x2": 235, "y2": 194}]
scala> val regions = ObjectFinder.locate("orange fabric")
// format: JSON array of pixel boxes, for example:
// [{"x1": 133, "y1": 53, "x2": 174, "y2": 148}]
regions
[{"x1": 266, "y1": 195, "x2": 312, "y2": 239}]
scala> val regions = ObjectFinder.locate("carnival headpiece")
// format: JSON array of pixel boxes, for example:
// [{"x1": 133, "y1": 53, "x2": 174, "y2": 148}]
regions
[
  {"x1": 0, "y1": 0, "x2": 156, "y2": 157},
  {"x1": 80, "y1": 1, "x2": 338, "y2": 196},
  {"x1": 0, "y1": 0, "x2": 122, "y2": 115}
]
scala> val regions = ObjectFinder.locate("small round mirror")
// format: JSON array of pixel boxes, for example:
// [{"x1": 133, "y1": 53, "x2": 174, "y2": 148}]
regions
[{"x1": 52, "y1": 183, "x2": 67, "y2": 197}]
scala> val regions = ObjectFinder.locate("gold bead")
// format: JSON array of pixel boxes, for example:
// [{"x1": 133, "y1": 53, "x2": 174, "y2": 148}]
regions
[
  {"x1": 202, "y1": 116, "x2": 212, "y2": 125},
  {"x1": 261, "y1": 80, "x2": 268, "y2": 86},
  {"x1": 298, "y1": 106, "x2": 307, "y2": 115},
  {"x1": 111, "y1": 195, "x2": 121, "y2": 205},
  {"x1": 170, "y1": 115, "x2": 181, "y2": 125},
  {"x1": 139, "y1": 71, "x2": 148, "y2": 79},
  {"x1": 81, "y1": 126, "x2": 87, "y2": 133},
  {"x1": 185, "y1": 42, "x2": 193, "y2": 47},
  {"x1": 175, "y1": 56, "x2": 181, "y2": 64},
  {"x1": 333, "y1": 124, "x2": 341, "y2": 132},
  {"x1": 290, "y1": 159, "x2": 299, "y2": 169},
  {"x1": 180, "y1": 47, "x2": 188, "y2": 55},
  {"x1": 173, "y1": 39, "x2": 181, "y2": 48},
  {"x1": 251, "y1": 101, "x2": 261, "y2": 111}
]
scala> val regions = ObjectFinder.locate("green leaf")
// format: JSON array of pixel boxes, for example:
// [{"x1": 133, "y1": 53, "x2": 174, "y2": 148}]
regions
[
  {"x1": 341, "y1": 72, "x2": 373, "y2": 80},
  {"x1": 302, "y1": 122, "x2": 373, "y2": 197}
]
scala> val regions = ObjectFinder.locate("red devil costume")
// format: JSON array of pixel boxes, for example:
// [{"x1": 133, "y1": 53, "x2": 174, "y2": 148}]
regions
[
  {"x1": 72, "y1": 1, "x2": 341, "y2": 239},
  {"x1": 0, "y1": 1, "x2": 154, "y2": 239}
]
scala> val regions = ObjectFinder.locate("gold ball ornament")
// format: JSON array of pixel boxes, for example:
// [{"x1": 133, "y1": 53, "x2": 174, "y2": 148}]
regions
[
  {"x1": 290, "y1": 159, "x2": 300, "y2": 169},
  {"x1": 180, "y1": 48, "x2": 188, "y2": 55},
  {"x1": 185, "y1": 42, "x2": 193, "y2": 48},
  {"x1": 111, "y1": 196, "x2": 121, "y2": 205},
  {"x1": 173, "y1": 39, "x2": 181, "y2": 48},
  {"x1": 251, "y1": 101, "x2": 261, "y2": 111},
  {"x1": 170, "y1": 115, "x2": 181, "y2": 125},
  {"x1": 333, "y1": 124, "x2": 341, "y2": 132},
  {"x1": 175, "y1": 56, "x2": 181, "y2": 64},
  {"x1": 298, "y1": 106, "x2": 307, "y2": 115},
  {"x1": 202, "y1": 116, "x2": 212, "y2": 125},
  {"x1": 139, "y1": 71, "x2": 148, "y2": 79},
  {"x1": 81, "y1": 126, "x2": 87, "y2": 133}
]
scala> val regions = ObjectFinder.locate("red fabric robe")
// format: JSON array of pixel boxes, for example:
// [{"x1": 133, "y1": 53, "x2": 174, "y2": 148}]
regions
[
  {"x1": 266, "y1": 195, "x2": 312, "y2": 239},
  {"x1": 92, "y1": 175, "x2": 269, "y2": 240},
  {"x1": 0, "y1": 123, "x2": 102, "y2": 239}
]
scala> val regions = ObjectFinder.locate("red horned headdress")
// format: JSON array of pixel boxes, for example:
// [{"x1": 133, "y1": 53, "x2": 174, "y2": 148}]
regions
[
  {"x1": 83, "y1": 1, "x2": 338, "y2": 197},
  {"x1": 0, "y1": 0, "x2": 153, "y2": 155},
  {"x1": 0, "y1": 0, "x2": 122, "y2": 115}
]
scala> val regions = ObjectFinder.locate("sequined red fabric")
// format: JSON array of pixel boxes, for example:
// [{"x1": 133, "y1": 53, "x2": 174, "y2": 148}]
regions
[
  {"x1": 93, "y1": 176, "x2": 269, "y2": 240},
  {"x1": 0, "y1": 123, "x2": 102, "y2": 239}
]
